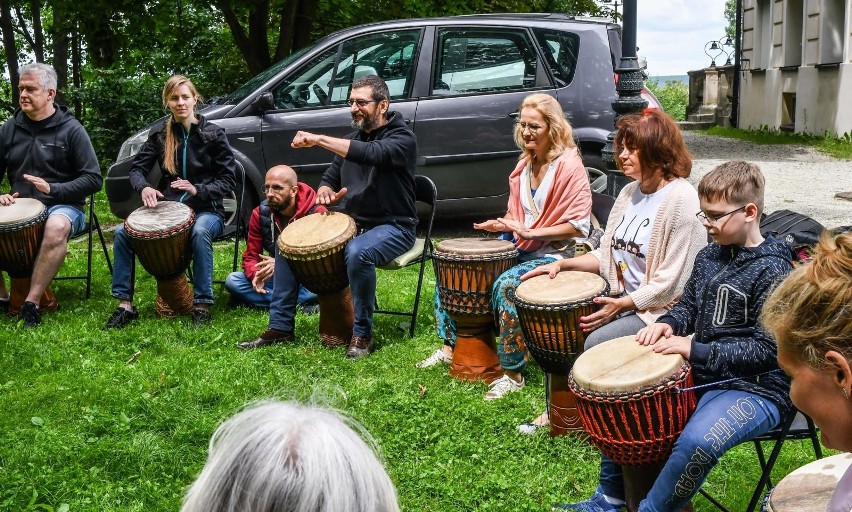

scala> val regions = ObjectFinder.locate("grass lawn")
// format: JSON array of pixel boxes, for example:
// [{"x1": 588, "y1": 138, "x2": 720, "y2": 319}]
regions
[
  {"x1": 0, "y1": 196, "x2": 831, "y2": 511},
  {"x1": 702, "y1": 126, "x2": 852, "y2": 160}
]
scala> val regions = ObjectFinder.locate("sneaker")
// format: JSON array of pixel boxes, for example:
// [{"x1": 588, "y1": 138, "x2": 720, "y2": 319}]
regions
[
  {"x1": 519, "y1": 411, "x2": 550, "y2": 434},
  {"x1": 416, "y1": 348, "x2": 452, "y2": 368},
  {"x1": 192, "y1": 308, "x2": 213, "y2": 325},
  {"x1": 104, "y1": 306, "x2": 139, "y2": 329},
  {"x1": 552, "y1": 491, "x2": 624, "y2": 511},
  {"x1": 484, "y1": 374, "x2": 525, "y2": 400},
  {"x1": 18, "y1": 301, "x2": 40, "y2": 327}
]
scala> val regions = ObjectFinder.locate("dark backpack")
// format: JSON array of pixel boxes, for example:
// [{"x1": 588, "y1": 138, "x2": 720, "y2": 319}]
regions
[{"x1": 760, "y1": 210, "x2": 825, "y2": 260}]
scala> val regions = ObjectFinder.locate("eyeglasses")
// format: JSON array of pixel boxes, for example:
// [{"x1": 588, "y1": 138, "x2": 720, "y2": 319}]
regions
[
  {"x1": 517, "y1": 122, "x2": 545, "y2": 133},
  {"x1": 262, "y1": 184, "x2": 290, "y2": 194},
  {"x1": 696, "y1": 205, "x2": 747, "y2": 225},
  {"x1": 346, "y1": 98, "x2": 378, "y2": 108}
]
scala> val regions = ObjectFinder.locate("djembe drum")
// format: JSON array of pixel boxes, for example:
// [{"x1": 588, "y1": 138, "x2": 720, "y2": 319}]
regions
[
  {"x1": 0, "y1": 198, "x2": 58, "y2": 315},
  {"x1": 124, "y1": 201, "x2": 195, "y2": 316},
  {"x1": 513, "y1": 271, "x2": 609, "y2": 436},
  {"x1": 432, "y1": 238, "x2": 517, "y2": 382},
  {"x1": 277, "y1": 212, "x2": 356, "y2": 347},
  {"x1": 569, "y1": 335, "x2": 697, "y2": 510},
  {"x1": 767, "y1": 453, "x2": 852, "y2": 511}
]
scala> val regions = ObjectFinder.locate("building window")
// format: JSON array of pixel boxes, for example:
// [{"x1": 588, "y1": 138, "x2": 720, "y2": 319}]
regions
[
  {"x1": 784, "y1": 0, "x2": 804, "y2": 67},
  {"x1": 754, "y1": 0, "x2": 772, "y2": 69},
  {"x1": 819, "y1": 0, "x2": 844, "y2": 64}
]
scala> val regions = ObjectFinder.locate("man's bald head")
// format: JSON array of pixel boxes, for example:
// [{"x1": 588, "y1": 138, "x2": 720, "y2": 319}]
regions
[{"x1": 266, "y1": 165, "x2": 297, "y2": 187}]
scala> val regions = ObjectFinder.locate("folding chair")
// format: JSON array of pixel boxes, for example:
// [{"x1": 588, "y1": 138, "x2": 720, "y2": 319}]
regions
[
  {"x1": 698, "y1": 409, "x2": 823, "y2": 512},
  {"x1": 54, "y1": 193, "x2": 113, "y2": 298},
  {"x1": 375, "y1": 175, "x2": 437, "y2": 337}
]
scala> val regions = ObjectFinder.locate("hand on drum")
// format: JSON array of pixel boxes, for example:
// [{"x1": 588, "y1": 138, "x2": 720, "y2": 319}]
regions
[
  {"x1": 520, "y1": 260, "x2": 562, "y2": 281},
  {"x1": 472, "y1": 219, "x2": 506, "y2": 233},
  {"x1": 315, "y1": 186, "x2": 348, "y2": 206},
  {"x1": 252, "y1": 255, "x2": 275, "y2": 293},
  {"x1": 170, "y1": 178, "x2": 197, "y2": 196},
  {"x1": 23, "y1": 174, "x2": 50, "y2": 194},
  {"x1": 141, "y1": 187, "x2": 164, "y2": 208},
  {"x1": 0, "y1": 192, "x2": 19, "y2": 206},
  {"x1": 579, "y1": 296, "x2": 628, "y2": 332},
  {"x1": 649, "y1": 335, "x2": 691, "y2": 358},
  {"x1": 635, "y1": 322, "x2": 674, "y2": 346}
]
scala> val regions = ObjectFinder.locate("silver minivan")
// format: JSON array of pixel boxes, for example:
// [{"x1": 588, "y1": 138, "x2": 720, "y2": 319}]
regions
[{"x1": 106, "y1": 13, "x2": 659, "y2": 224}]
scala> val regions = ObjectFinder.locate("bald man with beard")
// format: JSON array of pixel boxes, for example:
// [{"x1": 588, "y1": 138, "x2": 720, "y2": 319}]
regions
[{"x1": 226, "y1": 165, "x2": 323, "y2": 314}]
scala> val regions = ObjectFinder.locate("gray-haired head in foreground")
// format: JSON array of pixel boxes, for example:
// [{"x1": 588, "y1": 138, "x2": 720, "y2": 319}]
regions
[
  {"x1": 19, "y1": 62, "x2": 58, "y2": 92},
  {"x1": 180, "y1": 400, "x2": 400, "y2": 512}
]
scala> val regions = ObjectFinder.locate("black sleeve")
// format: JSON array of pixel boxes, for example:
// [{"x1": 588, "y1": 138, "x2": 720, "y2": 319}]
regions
[
  {"x1": 129, "y1": 130, "x2": 162, "y2": 193},
  {"x1": 194, "y1": 127, "x2": 236, "y2": 202},
  {"x1": 48, "y1": 124, "x2": 103, "y2": 202}
]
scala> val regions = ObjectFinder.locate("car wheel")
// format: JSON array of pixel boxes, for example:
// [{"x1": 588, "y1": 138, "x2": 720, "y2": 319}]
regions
[{"x1": 222, "y1": 162, "x2": 258, "y2": 231}]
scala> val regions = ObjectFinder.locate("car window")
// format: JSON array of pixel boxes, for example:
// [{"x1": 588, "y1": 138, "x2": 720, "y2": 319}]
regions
[
  {"x1": 271, "y1": 29, "x2": 420, "y2": 110},
  {"x1": 533, "y1": 29, "x2": 580, "y2": 87},
  {"x1": 433, "y1": 28, "x2": 537, "y2": 95},
  {"x1": 223, "y1": 46, "x2": 312, "y2": 104}
]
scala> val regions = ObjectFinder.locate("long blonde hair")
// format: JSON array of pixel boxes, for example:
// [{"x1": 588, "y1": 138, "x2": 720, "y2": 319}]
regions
[
  {"x1": 762, "y1": 233, "x2": 852, "y2": 368},
  {"x1": 162, "y1": 75, "x2": 201, "y2": 176},
  {"x1": 513, "y1": 93, "x2": 576, "y2": 164}
]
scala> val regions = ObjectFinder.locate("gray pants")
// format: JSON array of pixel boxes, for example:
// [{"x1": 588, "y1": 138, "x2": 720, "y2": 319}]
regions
[{"x1": 583, "y1": 312, "x2": 648, "y2": 350}]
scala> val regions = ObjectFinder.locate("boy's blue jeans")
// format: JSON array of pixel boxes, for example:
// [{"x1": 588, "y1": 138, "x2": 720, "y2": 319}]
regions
[{"x1": 597, "y1": 389, "x2": 782, "y2": 511}]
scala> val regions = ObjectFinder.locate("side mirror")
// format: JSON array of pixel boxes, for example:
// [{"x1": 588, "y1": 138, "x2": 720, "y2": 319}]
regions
[{"x1": 252, "y1": 92, "x2": 274, "y2": 113}]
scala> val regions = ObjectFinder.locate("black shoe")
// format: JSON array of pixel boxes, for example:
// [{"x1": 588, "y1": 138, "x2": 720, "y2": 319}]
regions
[
  {"x1": 298, "y1": 302, "x2": 320, "y2": 315},
  {"x1": 19, "y1": 301, "x2": 40, "y2": 327},
  {"x1": 192, "y1": 308, "x2": 213, "y2": 325},
  {"x1": 345, "y1": 335, "x2": 374, "y2": 359},
  {"x1": 105, "y1": 306, "x2": 139, "y2": 329},
  {"x1": 238, "y1": 328, "x2": 295, "y2": 350}
]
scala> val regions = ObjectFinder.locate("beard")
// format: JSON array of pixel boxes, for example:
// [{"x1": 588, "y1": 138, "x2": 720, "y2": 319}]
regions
[
  {"x1": 351, "y1": 111, "x2": 380, "y2": 131},
  {"x1": 268, "y1": 192, "x2": 293, "y2": 212}
]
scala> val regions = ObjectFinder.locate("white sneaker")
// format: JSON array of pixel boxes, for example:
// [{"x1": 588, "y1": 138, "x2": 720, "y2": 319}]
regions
[
  {"x1": 484, "y1": 374, "x2": 525, "y2": 400},
  {"x1": 416, "y1": 348, "x2": 452, "y2": 368}
]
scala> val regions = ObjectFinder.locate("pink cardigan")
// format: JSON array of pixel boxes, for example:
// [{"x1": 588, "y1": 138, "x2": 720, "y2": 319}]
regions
[
  {"x1": 590, "y1": 178, "x2": 707, "y2": 325},
  {"x1": 506, "y1": 148, "x2": 592, "y2": 253}
]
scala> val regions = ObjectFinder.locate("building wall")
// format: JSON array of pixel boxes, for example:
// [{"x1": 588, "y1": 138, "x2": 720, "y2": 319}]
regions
[{"x1": 740, "y1": 0, "x2": 852, "y2": 136}]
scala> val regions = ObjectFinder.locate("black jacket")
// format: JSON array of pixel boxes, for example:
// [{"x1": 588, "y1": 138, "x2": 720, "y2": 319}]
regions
[
  {"x1": 129, "y1": 115, "x2": 236, "y2": 218},
  {"x1": 1, "y1": 105, "x2": 102, "y2": 208},
  {"x1": 319, "y1": 111, "x2": 417, "y2": 230},
  {"x1": 657, "y1": 237, "x2": 793, "y2": 414}
]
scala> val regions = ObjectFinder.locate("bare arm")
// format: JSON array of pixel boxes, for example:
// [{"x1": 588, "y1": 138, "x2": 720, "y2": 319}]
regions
[{"x1": 496, "y1": 217, "x2": 583, "y2": 241}]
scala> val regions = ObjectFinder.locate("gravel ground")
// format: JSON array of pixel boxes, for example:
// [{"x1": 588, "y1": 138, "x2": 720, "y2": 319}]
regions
[
  {"x1": 433, "y1": 132, "x2": 852, "y2": 237},
  {"x1": 684, "y1": 132, "x2": 852, "y2": 231}
]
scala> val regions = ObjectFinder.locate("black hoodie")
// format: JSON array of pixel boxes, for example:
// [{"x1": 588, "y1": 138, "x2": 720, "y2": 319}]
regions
[
  {"x1": 1, "y1": 105, "x2": 102, "y2": 208},
  {"x1": 657, "y1": 236, "x2": 793, "y2": 414}
]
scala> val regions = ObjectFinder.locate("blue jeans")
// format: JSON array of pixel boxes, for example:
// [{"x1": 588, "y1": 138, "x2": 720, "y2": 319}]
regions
[
  {"x1": 225, "y1": 271, "x2": 317, "y2": 308},
  {"x1": 112, "y1": 211, "x2": 223, "y2": 305},
  {"x1": 433, "y1": 256, "x2": 555, "y2": 372},
  {"x1": 596, "y1": 389, "x2": 782, "y2": 511},
  {"x1": 346, "y1": 223, "x2": 415, "y2": 338}
]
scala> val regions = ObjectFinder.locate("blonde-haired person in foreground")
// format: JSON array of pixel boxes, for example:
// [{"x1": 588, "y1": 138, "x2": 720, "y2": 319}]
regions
[
  {"x1": 181, "y1": 400, "x2": 400, "y2": 512},
  {"x1": 763, "y1": 232, "x2": 852, "y2": 512}
]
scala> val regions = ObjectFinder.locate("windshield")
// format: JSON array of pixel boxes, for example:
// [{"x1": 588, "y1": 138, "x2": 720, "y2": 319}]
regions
[{"x1": 222, "y1": 46, "x2": 312, "y2": 103}]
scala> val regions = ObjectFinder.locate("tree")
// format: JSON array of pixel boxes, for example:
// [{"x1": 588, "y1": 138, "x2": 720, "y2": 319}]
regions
[{"x1": 725, "y1": 0, "x2": 736, "y2": 39}]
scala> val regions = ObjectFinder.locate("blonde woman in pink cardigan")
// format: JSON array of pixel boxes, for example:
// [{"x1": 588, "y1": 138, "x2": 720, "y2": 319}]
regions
[
  {"x1": 520, "y1": 110, "x2": 707, "y2": 435},
  {"x1": 417, "y1": 93, "x2": 593, "y2": 401}
]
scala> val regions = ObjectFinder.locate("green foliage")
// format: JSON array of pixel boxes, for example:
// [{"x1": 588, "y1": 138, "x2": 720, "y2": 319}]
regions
[
  {"x1": 725, "y1": 0, "x2": 737, "y2": 39},
  {"x1": 0, "y1": 231, "x2": 832, "y2": 511},
  {"x1": 646, "y1": 78, "x2": 688, "y2": 121},
  {"x1": 704, "y1": 126, "x2": 852, "y2": 160}
]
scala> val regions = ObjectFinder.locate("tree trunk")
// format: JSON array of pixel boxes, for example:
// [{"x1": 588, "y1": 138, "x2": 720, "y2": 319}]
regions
[
  {"x1": 29, "y1": 0, "x2": 44, "y2": 62},
  {"x1": 52, "y1": 5, "x2": 69, "y2": 105},
  {"x1": 273, "y1": 0, "x2": 297, "y2": 62},
  {"x1": 217, "y1": 0, "x2": 267, "y2": 75},
  {"x1": 0, "y1": 0, "x2": 20, "y2": 108},
  {"x1": 292, "y1": 0, "x2": 319, "y2": 51},
  {"x1": 72, "y1": 24, "x2": 82, "y2": 119}
]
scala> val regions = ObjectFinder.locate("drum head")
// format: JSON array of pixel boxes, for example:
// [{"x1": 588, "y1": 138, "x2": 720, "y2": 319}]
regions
[
  {"x1": 768, "y1": 453, "x2": 852, "y2": 511},
  {"x1": 515, "y1": 271, "x2": 607, "y2": 304},
  {"x1": 435, "y1": 238, "x2": 515, "y2": 255},
  {"x1": 126, "y1": 201, "x2": 193, "y2": 233},
  {"x1": 0, "y1": 198, "x2": 45, "y2": 226},
  {"x1": 571, "y1": 335, "x2": 686, "y2": 392},
  {"x1": 277, "y1": 212, "x2": 356, "y2": 255}
]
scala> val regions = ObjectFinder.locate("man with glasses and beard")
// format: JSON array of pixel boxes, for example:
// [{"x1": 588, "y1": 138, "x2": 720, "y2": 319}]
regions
[
  {"x1": 237, "y1": 165, "x2": 325, "y2": 349},
  {"x1": 288, "y1": 75, "x2": 417, "y2": 359}
]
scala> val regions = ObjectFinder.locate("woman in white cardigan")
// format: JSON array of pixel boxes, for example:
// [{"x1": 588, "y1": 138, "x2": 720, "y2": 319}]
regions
[{"x1": 519, "y1": 109, "x2": 707, "y2": 432}]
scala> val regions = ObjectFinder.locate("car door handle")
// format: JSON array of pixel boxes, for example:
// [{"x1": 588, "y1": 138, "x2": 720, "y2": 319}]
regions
[
  {"x1": 508, "y1": 112, "x2": 519, "y2": 119},
  {"x1": 404, "y1": 118, "x2": 412, "y2": 125}
]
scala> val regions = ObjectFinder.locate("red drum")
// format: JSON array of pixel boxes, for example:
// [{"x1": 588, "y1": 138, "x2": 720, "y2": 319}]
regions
[
  {"x1": 768, "y1": 453, "x2": 852, "y2": 511},
  {"x1": 569, "y1": 335, "x2": 697, "y2": 509},
  {"x1": 277, "y1": 212, "x2": 356, "y2": 347},
  {"x1": 125, "y1": 201, "x2": 196, "y2": 317},
  {"x1": 432, "y1": 238, "x2": 517, "y2": 382},
  {"x1": 513, "y1": 271, "x2": 609, "y2": 436},
  {"x1": 0, "y1": 198, "x2": 58, "y2": 314}
]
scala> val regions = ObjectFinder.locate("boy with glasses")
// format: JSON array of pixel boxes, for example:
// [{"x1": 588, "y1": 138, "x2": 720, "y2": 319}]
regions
[{"x1": 559, "y1": 160, "x2": 794, "y2": 511}]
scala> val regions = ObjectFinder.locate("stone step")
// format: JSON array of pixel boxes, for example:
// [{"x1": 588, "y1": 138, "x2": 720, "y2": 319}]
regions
[
  {"x1": 678, "y1": 121, "x2": 716, "y2": 131},
  {"x1": 687, "y1": 113, "x2": 716, "y2": 123}
]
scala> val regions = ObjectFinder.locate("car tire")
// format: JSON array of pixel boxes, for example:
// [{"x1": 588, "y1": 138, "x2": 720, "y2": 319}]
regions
[{"x1": 221, "y1": 161, "x2": 258, "y2": 231}]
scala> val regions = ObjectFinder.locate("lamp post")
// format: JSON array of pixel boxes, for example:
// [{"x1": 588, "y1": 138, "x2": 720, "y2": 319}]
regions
[
  {"x1": 731, "y1": 0, "x2": 743, "y2": 127},
  {"x1": 704, "y1": 35, "x2": 735, "y2": 67},
  {"x1": 601, "y1": 0, "x2": 646, "y2": 197}
]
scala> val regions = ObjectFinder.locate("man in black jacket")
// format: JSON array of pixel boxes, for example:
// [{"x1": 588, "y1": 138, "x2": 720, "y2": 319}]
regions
[
  {"x1": 290, "y1": 75, "x2": 416, "y2": 359},
  {"x1": 0, "y1": 62, "x2": 102, "y2": 326}
]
